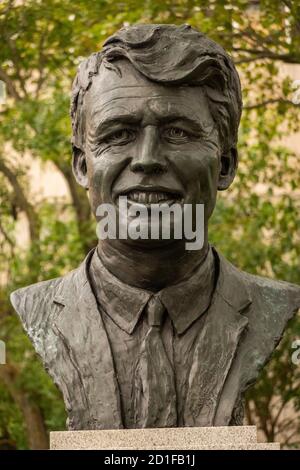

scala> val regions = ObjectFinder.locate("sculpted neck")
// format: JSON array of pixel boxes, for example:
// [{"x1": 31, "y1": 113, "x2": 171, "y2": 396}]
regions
[{"x1": 96, "y1": 238, "x2": 209, "y2": 292}]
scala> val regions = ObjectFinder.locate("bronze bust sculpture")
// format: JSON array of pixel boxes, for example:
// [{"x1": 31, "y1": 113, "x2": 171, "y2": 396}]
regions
[{"x1": 10, "y1": 24, "x2": 300, "y2": 430}]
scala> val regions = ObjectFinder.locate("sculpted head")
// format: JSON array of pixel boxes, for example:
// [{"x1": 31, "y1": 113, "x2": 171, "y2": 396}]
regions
[{"x1": 70, "y1": 24, "x2": 242, "y2": 248}]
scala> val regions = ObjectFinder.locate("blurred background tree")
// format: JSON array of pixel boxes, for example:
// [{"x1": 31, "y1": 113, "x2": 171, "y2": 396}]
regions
[{"x1": 0, "y1": 0, "x2": 299, "y2": 449}]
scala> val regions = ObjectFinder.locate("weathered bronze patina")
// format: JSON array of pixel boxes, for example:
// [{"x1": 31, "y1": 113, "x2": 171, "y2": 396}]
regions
[{"x1": 11, "y1": 24, "x2": 300, "y2": 430}]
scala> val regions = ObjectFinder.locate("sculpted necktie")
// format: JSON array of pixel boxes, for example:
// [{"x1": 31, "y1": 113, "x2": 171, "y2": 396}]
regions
[{"x1": 133, "y1": 295, "x2": 177, "y2": 427}]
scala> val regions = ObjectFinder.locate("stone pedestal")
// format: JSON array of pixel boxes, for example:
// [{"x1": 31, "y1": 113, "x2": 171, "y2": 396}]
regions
[{"x1": 50, "y1": 426, "x2": 280, "y2": 450}]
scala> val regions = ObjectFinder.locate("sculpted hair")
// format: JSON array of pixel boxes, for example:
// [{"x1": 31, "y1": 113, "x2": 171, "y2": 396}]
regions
[{"x1": 71, "y1": 24, "x2": 242, "y2": 157}]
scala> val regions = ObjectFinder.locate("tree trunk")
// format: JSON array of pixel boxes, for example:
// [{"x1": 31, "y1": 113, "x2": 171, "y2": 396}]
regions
[
  {"x1": 0, "y1": 158, "x2": 40, "y2": 242},
  {"x1": 54, "y1": 160, "x2": 96, "y2": 253},
  {"x1": 0, "y1": 364, "x2": 49, "y2": 450}
]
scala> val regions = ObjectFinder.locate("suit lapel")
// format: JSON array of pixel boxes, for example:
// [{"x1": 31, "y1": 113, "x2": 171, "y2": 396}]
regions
[
  {"x1": 52, "y1": 251, "x2": 123, "y2": 430},
  {"x1": 184, "y1": 250, "x2": 252, "y2": 426}
]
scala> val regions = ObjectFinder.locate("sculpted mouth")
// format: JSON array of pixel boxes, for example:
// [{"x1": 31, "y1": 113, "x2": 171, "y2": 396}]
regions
[{"x1": 117, "y1": 187, "x2": 184, "y2": 205}]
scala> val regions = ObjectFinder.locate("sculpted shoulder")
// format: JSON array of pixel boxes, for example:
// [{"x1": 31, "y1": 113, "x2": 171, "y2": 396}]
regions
[
  {"x1": 217, "y1": 251, "x2": 300, "y2": 326},
  {"x1": 214, "y1": 253, "x2": 300, "y2": 415},
  {"x1": 242, "y1": 270, "x2": 300, "y2": 367},
  {"x1": 10, "y1": 276, "x2": 63, "y2": 330},
  {"x1": 10, "y1": 275, "x2": 70, "y2": 364},
  {"x1": 9, "y1": 251, "x2": 93, "y2": 358},
  {"x1": 10, "y1": 262, "x2": 88, "y2": 366},
  {"x1": 241, "y1": 269, "x2": 300, "y2": 326},
  {"x1": 9, "y1": 249, "x2": 91, "y2": 341},
  {"x1": 217, "y1": 252, "x2": 300, "y2": 373},
  {"x1": 9, "y1": 264, "x2": 83, "y2": 348}
]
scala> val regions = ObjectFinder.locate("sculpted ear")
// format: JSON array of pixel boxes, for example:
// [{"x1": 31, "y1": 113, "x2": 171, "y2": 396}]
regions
[
  {"x1": 218, "y1": 147, "x2": 238, "y2": 191},
  {"x1": 72, "y1": 145, "x2": 88, "y2": 189}
]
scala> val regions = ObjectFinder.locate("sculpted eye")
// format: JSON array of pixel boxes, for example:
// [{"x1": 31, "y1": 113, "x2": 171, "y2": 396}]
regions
[
  {"x1": 162, "y1": 127, "x2": 190, "y2": 142},
  {"x1": 105, "y1": 128, "x2": 136, "y2": 145}
]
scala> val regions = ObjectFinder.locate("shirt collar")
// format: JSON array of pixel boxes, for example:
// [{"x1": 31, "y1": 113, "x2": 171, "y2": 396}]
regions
[{"x1": 89, "y1": 246, "x2": 216, "y2": 335}]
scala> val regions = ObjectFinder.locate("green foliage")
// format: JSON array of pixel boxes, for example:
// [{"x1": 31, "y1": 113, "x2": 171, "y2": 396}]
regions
[{"x1": 0, "y1": 0, "x2": 299, "y2": 448}]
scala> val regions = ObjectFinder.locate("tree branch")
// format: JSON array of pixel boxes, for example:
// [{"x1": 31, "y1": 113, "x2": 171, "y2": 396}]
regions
[
  {"x1": 245, "y1": 400, "x2": 254, "y2": 425},
  {"x1": 233, "y1": 48, "x2": 300, "y2": 64},
  {"x1": 0, "y1": 68, "x2": 21, "y2": 100},
  {"x1": 244, "y1": 98, "x2": 300, "y2": 110},
  {"x1": 35, "y1": 30, "x2": 47, "y2": 99},
  {"x1": 0, "y1": 158, "x2": 40, "y2": 241},
  {"x1": 285, "y1": 429, "x2": 300, "y2": 446},
  {"x1": 270, "y1": 398, "x2": 290, "y2": 430},
  {"x1": 2, "y1": 33, "x2": 28, "y2": 98},
  {"x1": 53, "y1": 159, "x2": 95, "y2": 253},
  {"x1": 0, "y1": 220, "x2": 14, "y2": 247}
]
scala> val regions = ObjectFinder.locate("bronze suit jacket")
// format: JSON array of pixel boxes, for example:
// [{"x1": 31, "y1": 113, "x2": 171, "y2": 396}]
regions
[{"x1": 10, "y1": 249, "x2": 300, "y2": 430}]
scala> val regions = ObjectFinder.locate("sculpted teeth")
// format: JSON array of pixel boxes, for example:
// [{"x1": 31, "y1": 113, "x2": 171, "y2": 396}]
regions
[{"x1": 121, "y1": 191, "x2": 181, "y2": 204}]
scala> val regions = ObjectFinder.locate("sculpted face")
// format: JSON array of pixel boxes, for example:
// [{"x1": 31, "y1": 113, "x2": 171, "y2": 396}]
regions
[{"x1": 77, "y1": 60, "x2": 226, "y2": 248}]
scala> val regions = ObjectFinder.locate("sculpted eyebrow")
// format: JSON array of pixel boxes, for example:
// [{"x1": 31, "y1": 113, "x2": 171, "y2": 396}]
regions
[
  {"x1": 158, "y1": 115, "x2": 205, "y2": 132},
  {"x1": 91, "y1": 112, "x2": 208, "y2": 136},
  {"x1": 93, "y1": 115, "x2": 141, "y2": 135}
]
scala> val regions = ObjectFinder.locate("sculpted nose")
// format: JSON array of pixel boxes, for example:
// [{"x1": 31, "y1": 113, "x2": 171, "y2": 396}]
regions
[{"x1": 130, "y1": 126, "x2": 167, "y2": 174}]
